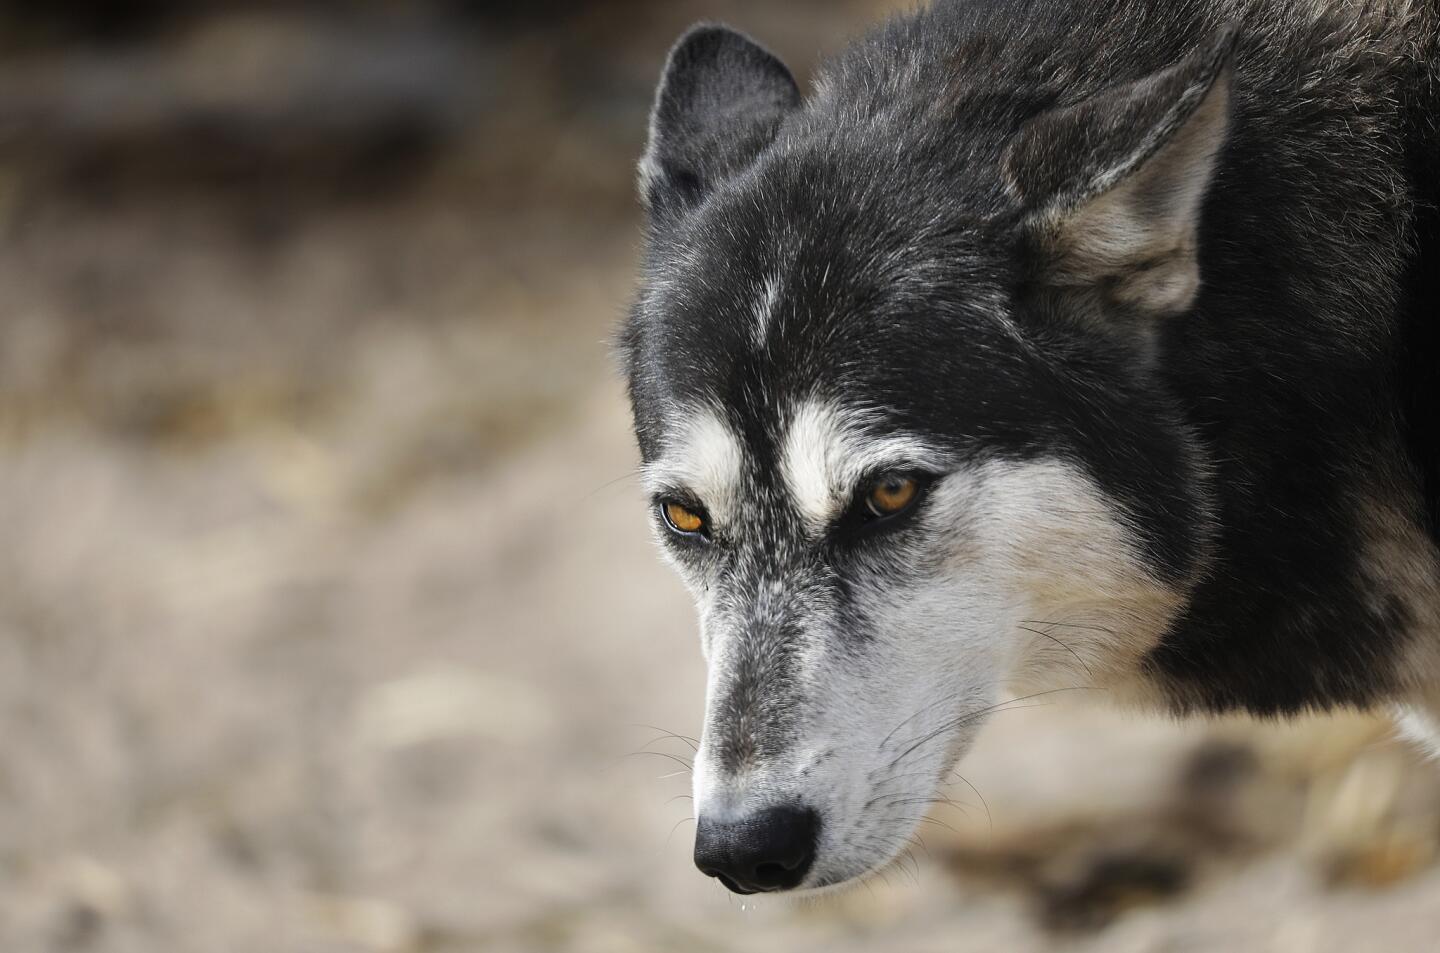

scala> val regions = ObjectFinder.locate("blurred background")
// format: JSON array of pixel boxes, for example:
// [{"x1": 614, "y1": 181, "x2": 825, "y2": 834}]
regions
[{"x1": 1, "y1": 2, "x2": 1438, "y2": 951}]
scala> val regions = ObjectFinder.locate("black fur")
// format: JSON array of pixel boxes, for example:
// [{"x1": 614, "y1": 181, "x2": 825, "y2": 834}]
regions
[
  {"x1": 639, "y1": 25, "x2": 801, "y2": 221},
  {"x1": 624, "y1": 0, "x2": 1440, "y2": 717}
]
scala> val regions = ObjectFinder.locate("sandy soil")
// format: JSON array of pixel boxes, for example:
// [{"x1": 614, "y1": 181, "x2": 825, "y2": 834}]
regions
[
  {"x1": 3, "y1": 185, "x2": 1438, "y2": 953},
  {"x1": 1, "y1": 4, "x2": 1439, "y2": 951}
]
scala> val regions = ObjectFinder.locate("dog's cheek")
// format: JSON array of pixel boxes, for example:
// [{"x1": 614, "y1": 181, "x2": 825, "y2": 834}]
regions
[{"x1": 953, "y1": 459, "x2": 1190, "y2": 696}]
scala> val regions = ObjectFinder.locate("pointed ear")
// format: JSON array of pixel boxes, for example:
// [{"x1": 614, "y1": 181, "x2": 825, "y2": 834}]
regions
[
  {"x1": 639, "y1": 24, "x2": 800, "y2": 220},
  {"x1": 1004, "y1": 27, "x2": 1237, "y2": 320}
]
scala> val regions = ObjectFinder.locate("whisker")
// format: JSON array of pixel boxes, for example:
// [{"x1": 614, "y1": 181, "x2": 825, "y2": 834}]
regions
[
  {"x1": 899, "y1": 847, "x2": 920, "y2": 884},
  {"x1": 664, "y1": 815, "x2": 696, "y2": 849},
  {"x1": 950, "y1": 772, "x2": 993, "y2": 833},
  {"x1": 638, "y1": 736, "x2": 700, "y2": 756},
  {"x1": 864, "y1": 800, "x2": 967, "y2": 834},
  {"x1": 625, "y1": 750, "x2": 694, "y2": 772},
  {"x1": 581, "y1": 468, "x2": 641, "y2": 501},
  {"x1": 628, "y1": 723, "x2": 701, "y2": 751},
  {"x1": 1017, "y1": 618, "x2": 1116, "y2": 634},
  {"x1": 885, "y1": 687, "x2": 1098, "y2": 771},
  {"x1": 877, "y1": 689, "x2": 966, "y2": 750},
  {"x1": 1016, "y1": 623, "x2": 1094, "y2": 679},
  {"x1": 867, "y1": 767, "x2": 945, "y2": 791},
  {"x1": 914, "y1": 815, "x2": 963, "y2": 836}
]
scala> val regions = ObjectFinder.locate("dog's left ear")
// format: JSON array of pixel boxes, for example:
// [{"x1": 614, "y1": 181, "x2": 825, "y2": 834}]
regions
[
  {"x1": 1005, "y1": 26, "x2": 1237, "y2": 320},
  {"x1": 639, "y1": 24, "x2": 801, "y2": 221}
]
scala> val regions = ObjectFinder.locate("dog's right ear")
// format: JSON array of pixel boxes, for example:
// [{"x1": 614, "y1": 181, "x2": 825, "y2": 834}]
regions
[{"x1": 639, "y1": 24, "x2": 800, "y2": 221}]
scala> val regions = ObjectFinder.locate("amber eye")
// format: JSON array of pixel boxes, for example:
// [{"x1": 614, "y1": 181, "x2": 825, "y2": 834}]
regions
[
  {"x1": 661, "y1": 501, "x2": 706, "y2": 536},
  {"x1": 865, "y1": 473, "x2": 919, "y2": 517}
]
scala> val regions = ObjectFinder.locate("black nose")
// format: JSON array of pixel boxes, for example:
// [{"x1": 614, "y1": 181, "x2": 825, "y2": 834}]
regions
[{"x1": 693, "y1": 805, "x2": 820, "y2": 893}]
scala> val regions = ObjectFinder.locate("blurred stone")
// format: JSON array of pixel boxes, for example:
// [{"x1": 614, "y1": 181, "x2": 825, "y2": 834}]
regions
[{"x1": 304, "y1": 893, "x2": 419, "y2": 952}]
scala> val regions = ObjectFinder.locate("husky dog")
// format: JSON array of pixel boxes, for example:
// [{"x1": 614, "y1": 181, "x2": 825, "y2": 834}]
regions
[{"x1": 619, "y1": 0, "x2": 1440, "y2": 894}]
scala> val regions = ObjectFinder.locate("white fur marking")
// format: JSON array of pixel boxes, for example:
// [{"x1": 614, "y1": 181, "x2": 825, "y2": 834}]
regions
[
  {"x1": 780, "y1": 399, "x2": 945, "y2": 530},
  {"x1": 752, "y1": 272, "x2": 783, "y2": 348},
  {"x1": 641, "y1": 408, "x2": 743, "y2": 524}
]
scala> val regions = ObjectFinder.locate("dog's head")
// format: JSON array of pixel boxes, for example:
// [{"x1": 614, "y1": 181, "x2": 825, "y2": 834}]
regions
[{"x1": 621, "y1": 22, "x2": 1230, "y2": 893}]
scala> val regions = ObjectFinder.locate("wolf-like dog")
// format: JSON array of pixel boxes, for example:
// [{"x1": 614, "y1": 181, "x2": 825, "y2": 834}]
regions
[{"x1": 619, "y1": 0, "x2": 1440, "y2": 894}]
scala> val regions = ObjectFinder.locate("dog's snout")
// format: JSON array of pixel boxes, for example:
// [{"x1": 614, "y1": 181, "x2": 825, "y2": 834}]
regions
[{"x1": 693, "y1": 805, "x2": 820, "y2": 893}]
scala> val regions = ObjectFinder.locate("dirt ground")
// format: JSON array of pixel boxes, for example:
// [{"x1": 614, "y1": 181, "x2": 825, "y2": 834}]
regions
[{"x1": 1, "y1": 4, "x2": 1439, "y2": 952}]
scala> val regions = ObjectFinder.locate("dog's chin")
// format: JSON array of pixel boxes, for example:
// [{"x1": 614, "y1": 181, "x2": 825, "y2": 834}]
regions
[{"x1": 713, "y1": 872, "x2": 871, "y2": 899}]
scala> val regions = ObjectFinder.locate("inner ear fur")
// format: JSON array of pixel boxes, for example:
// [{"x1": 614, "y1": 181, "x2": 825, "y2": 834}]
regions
[{"x1": 1006, "y1": 26, "x2": 1237, "y2": 320}]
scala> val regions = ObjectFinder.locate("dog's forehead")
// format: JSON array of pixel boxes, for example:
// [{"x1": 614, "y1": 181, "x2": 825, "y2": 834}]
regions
[
  {"x1": 628, "y1": 153, "x2": 1036, "y2": 520},
  {"x1": 643, "y1": 151, "x2": 1021, "y2": 373}
]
